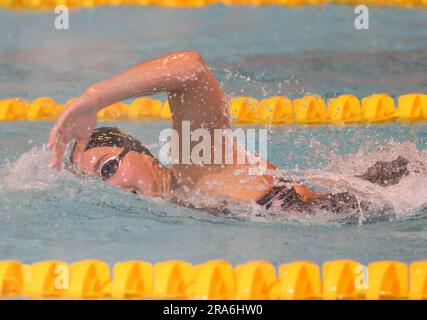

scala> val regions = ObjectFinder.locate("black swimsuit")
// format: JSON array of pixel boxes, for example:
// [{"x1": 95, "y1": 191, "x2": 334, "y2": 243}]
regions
[
  {"x1": 256, "y1": 178, "x2": 359, "y2": 214},
  {"x1": 256, "y1": 157, "x2": 410, "y2": 215},
  {"x1": 256, "y1": 179, "x2": 305, "y2": 211}
]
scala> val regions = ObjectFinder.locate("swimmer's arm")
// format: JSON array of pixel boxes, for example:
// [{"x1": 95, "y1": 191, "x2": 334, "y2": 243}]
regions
[
  {"x1": 77, "y1": 50, "x2": 215, "y2": 111},
  {"x1": 48, "y1": 51, "x2": 225, "y2": 169}
]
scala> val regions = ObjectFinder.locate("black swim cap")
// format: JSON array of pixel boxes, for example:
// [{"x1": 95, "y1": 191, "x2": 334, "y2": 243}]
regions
[{"x1": 70, "y1": 127, "x2": 157, "y2": 163}]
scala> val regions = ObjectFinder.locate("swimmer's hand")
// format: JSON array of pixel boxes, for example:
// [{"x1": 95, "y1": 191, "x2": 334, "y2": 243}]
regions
[
  {"x1": 48, "y1": 50, "x2": 223, "y2": 170},
  {"x1": 48, "y1": 94, "x2": 98, "y2": 170}
]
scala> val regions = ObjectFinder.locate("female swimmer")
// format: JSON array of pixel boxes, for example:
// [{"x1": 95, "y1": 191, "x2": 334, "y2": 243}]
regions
[{"x1": 48, "y1": 51, "x2": 409, "y2": 214}]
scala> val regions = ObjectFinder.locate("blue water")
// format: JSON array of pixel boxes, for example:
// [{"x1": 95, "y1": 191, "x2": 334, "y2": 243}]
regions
[{"x1": 0, "y1": 5, "x2": 426, "y2": 266}]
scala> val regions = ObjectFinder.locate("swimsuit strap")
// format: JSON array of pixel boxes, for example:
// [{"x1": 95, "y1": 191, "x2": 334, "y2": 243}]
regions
[
  {"x1": 256, "y1": 185, "x2": 288, "y2": 207},
  {"x1": 171, "y1": 172, "x2": 179, "y2": 191},
  {"x1": 256, "y1": 177, "x2": 304, "y2": 210}
]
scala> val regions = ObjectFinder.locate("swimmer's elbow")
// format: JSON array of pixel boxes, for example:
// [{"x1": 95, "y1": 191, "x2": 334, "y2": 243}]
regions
[
  {"x1": 174, "y1": 50, "x2": 210, "y2": 78},
  {"x1": 177, "y1": 50, "x2": 205, "y2": 65},
  {"x1": 181, "y1": 50, "x2": 204, "y2": 63}
]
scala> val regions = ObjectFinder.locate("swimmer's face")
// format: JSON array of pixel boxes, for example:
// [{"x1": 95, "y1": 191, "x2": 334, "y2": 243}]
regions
[{"x1": 72, "y1": 146, "x2": 162, "y2": 197}]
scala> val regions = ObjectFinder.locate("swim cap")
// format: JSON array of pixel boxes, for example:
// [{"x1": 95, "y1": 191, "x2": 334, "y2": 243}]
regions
[{"x1": 70, "y1": 127, "x2": 157, "y2": 163}]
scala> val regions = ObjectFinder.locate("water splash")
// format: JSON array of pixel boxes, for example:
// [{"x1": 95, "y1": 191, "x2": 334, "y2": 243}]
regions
[
  {"x1": 1, "y1": 141, "x2": 426, "y2": 226},
  {"x1": 297, "y1": 141, "x2": 427, "y2": 222},
  {"x1": 1, "y1": 144, "x2": 59, "y2": 191},
  {"x1": 0, "y1": 144, "x2": 230, "y2": 225}
]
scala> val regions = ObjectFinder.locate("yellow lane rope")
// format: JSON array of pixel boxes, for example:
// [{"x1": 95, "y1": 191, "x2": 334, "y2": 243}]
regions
[
  {"x1": 0, "y1": 259, "x2": 426, "y2": 299},
  {"x1": 1, "y1": 93, "x2": 426, "y2": 124},
  {"x1": 2, "y1": 0, "x2": 427, "y2": 10}
]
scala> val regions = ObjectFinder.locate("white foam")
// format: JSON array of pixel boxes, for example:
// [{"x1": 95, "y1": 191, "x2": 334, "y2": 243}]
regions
[
  {"x1": 1, "y1": 144, "x2": 59, "y2": 191},
  {"x1": 301, "y1": 141, "x2": 427, "y2": 219},
  {"x1": 1, "y1": 141, "x2": 425, "y2": 225}
]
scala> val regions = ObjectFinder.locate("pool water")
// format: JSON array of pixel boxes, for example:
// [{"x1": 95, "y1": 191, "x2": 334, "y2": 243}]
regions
[{"x1": 0, "y1": 5, "x2": 426, "y2": 266}]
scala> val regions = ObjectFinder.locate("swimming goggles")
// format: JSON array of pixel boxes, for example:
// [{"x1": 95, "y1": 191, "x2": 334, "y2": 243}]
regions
[{"x1": 97, "y1": 148, "x2": 130, "y2": 181}]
